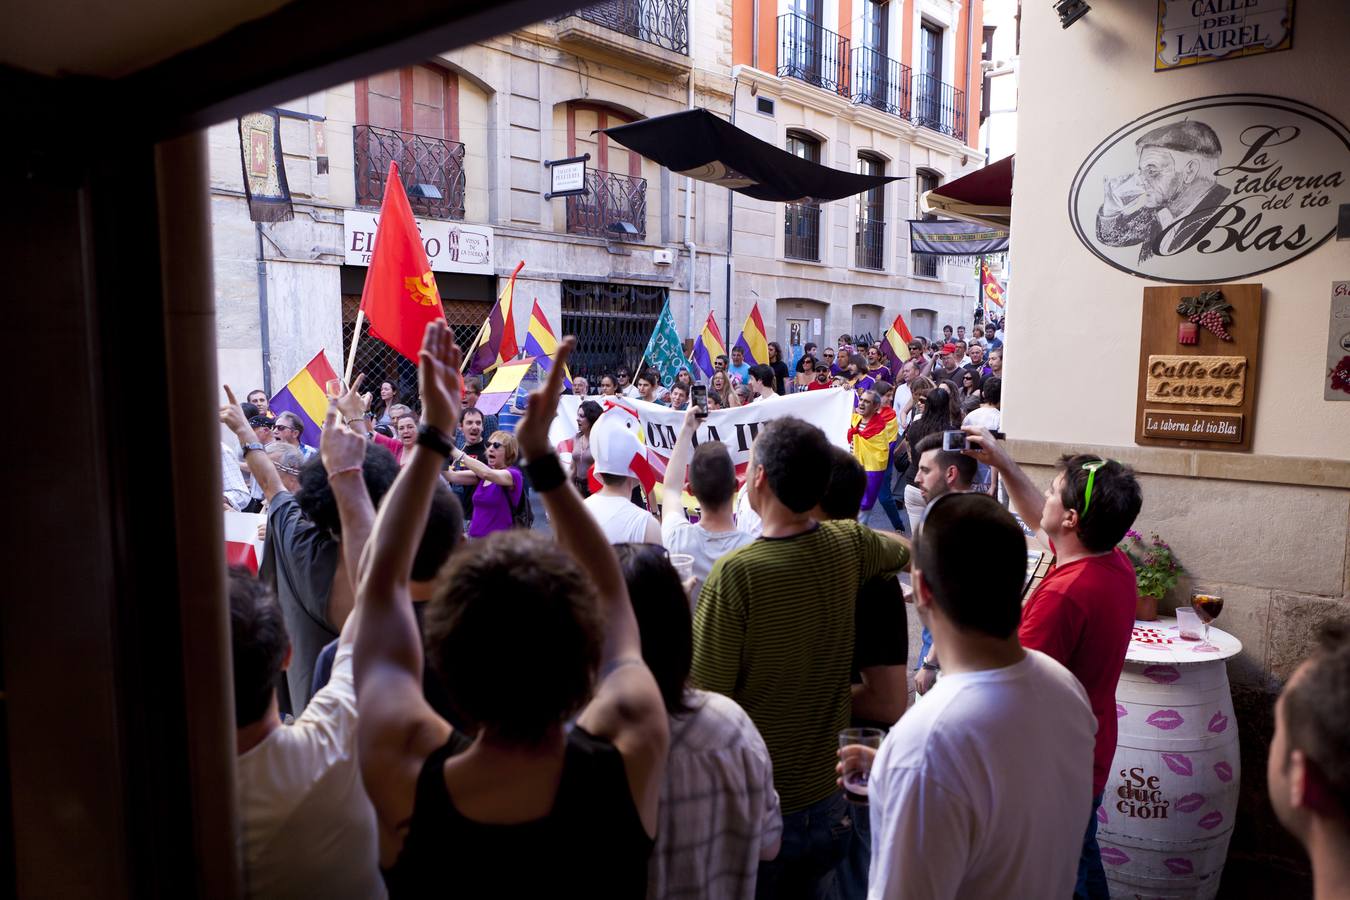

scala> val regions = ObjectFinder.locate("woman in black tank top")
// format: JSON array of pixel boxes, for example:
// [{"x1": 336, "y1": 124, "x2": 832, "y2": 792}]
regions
[{"x1": 353, "y1": 330, "x2": 669, "y2": 899}]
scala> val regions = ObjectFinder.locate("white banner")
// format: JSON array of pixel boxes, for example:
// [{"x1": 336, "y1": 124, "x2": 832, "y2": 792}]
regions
[
  {"x1": 549, "y1": 389, "x2": 853, "y2": 474},
  {"x1": 225, "y1": 510, "x2": 267, "y2": 572}
]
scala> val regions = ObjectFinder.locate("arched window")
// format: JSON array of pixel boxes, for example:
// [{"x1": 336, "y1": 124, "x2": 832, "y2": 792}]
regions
[
  {"x1": 564, "y1": 102, "x2": 646, "y2": 240},
  {"x1": 784, "y1": 131, "x2": 822, "y2": 262}
]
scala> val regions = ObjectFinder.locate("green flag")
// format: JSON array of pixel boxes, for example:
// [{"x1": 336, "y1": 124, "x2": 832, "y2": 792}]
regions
[{"x1": 640, "y1": 299, "x2": 688, "y2": 388}]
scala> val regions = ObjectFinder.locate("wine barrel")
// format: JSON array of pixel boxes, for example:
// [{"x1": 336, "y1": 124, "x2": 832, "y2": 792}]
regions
[{"x1": 1097, "y1": 619, "x2": 1242, "y2": 899}]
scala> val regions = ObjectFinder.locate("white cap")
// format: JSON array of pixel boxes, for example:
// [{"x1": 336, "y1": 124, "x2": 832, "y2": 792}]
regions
[{"x1": 590, "y1": 409, "x2": 644, "y2": 477}]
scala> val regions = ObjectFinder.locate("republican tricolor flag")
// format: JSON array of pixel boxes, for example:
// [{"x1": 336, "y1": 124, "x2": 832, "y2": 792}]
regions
[
  {"x1": 269, "y1": 349, "x2": 339, "y2": 449},
  {"x1": 733, "y1": 303, "x2": 769, "y2": 367},
  {"x1": 881, "y1": 311, "x2": 914, "y2": 376},
  {"x1": 359, "y1": 161, "x2": 446, "y2": 363},
  {"x1": 522, "y1": 300, "x2": 572, "y2": 390},
  {"x1": 690, "y1": 312, "x2": 726, "y2": 380},
  {"x1": 467, "y1": 261, "x2": 523, "y2": 375}
]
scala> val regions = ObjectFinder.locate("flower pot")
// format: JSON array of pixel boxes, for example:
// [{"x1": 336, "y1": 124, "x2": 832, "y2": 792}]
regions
[{"x1": 1135, "y1": 594, "x2": 1159, "y2": 622}]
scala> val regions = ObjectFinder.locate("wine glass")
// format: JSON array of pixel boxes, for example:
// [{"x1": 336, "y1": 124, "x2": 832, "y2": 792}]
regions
[{"x1": 1190, "y1": 593, "x2": 1224, "y2": 649}]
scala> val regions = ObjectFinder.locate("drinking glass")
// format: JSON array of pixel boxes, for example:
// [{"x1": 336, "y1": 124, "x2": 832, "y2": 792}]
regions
[
  {"x1": 669, "y1": 553, "x2": 695, "y2": 583},
  {"x1": 325, "y1": 378, "x2": 344, "y2": 399},
  {"x1": 838, "y1": 728, "x2": 885, "y2": 805},
  {"x1": 1175, "y1": 606, "x2": 1203, "y2": 641},
  {"x1": 1190, "y1": 593, "x2": 1224, "y2": 649}
]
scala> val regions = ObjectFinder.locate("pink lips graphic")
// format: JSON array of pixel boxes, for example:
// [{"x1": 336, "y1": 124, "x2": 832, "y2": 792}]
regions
[
  {"x1": 1198, "y1": 810, "x2": 1224, "y2": 830},
  {"x1": 1208, "y1": 712, "x2": 1229, "y2": 733},
  {"x1": 1143, "y1": 665, "x2": 1181, "y2": 684},
  {"x1": 1099, "y1": 847, "x2": 1130, "y2": 866},
  {"x1": 1214, "y1": 761, "x2": 1233, "y2": 782},
  {"x1": 1162, "y1": 752, "x2": 1194, "y2": 776},
  {"x1": 1147, "y1": 709, "x2": 1185, "y2": 730},
  {"x1": 1096, "y1": 806, "x2": 1108, "y2": 824},
  {"x1": 1116, "y1": 703, "x2": 1128, "y2": 719},
  {"x1": 1175, "y1": 793, "x2": 1206, "y2": 813},
  {"x1": 1164, "y1": 858, "x2": 1195, "y2": 875},
  {"x1": 1192, "y1": 643, "x2": 1221, "y2": 653}
]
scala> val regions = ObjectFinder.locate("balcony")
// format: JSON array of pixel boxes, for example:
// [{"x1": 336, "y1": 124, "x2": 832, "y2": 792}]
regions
[
  {"x1": 570, "y1": 0, "x2": 689, "y2": 54},
  {"x1": 855, "y1": 218, "x2": 885, "y2": 270},
  {"x1": 784, "y1": 202, "x2": 821, "y2": 262},
  {"x1": 851, "y1": 47, "x2": 911, "y2": 119},
  {"x1": 354, "y1": 125, "x2": 466, "y2": 220},
  {"x1": 777, "y1": 13, "x2": 850, "y2": 97},
  {"x1": 566, "y1": 169, "x2": 648, "y2": 241},
  {"x1": 912, "y1": 74, "x2": 966, "y2": 141}
]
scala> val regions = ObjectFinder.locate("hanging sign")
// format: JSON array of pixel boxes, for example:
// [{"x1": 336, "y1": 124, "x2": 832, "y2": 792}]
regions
[
  {"x1": 1135, "y1": 283, "x2": 1263, "y2": 451},
  {"x1": 343, "y1": 210, "x2": 492, "y2": 275},
  {"x1": 1069, "y1": 95, "x2": 1349, "y2": 284},
  {"x1": 1328, "y1": 281, "x2": 1350, "y2": 401},
  {"x1": 544, "y1": 154, "x2": 590, "y2": 200},
  {"x1": 1155, "y1": 1, "x2": 1295, "y2": 72}
]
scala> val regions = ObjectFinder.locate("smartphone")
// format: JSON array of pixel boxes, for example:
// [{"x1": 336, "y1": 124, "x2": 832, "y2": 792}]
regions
[
  {"x1": 691, "y1": 383, "x2": 708, "y2": 417},
  {"x1": 942, "y1": 430, "x2": 968, "y2": 451}
]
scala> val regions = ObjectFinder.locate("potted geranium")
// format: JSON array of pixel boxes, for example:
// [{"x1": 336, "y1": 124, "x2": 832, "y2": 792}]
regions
[{"x1": 1119, "y1": 530, "x2": 1184, "y2": 621}]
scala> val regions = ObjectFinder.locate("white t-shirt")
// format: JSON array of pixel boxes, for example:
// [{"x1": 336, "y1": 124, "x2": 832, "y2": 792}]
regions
[
  {"x1": 733, "y1": 485, "x2": 762, "y2": 538},
  {"x1": 867, "y1": 650, "x2": 1095, "y2": 900},
  {"x1": 661, "y1": 519, "x2": 754, "y2": 607},
  {"x1": 237, "y1": 643, "x2": 386, "y2": 900},
  {"x1": 585, "y1": 493, "x2": 660, "y2": 544},
  {"x1": 962, "y1": 406, "x2": 1002, "y2": 431}
]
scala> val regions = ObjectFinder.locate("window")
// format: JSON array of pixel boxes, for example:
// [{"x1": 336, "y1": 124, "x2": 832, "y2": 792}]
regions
[
  {"x1": 357, "y1": 64, "x2": 459, "y2": 139},
  {"x1": 560, "y1": 281, "x2": 668, "y2": 381},
  {"x1": 784, "y1": 133, "x2": 822, "y2": 262},
  {"x1": 913, "y1": 169, "x2": 941, "y2": 278},
  {"x1": 564, "y1": 103, "x2": 647, "y2": 239},
  {"x1": 856, "y1": 154, "x2": 885, "y2": 270}
]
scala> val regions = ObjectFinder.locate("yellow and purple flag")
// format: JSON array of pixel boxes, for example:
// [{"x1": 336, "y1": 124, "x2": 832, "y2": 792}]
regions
[
  {"x1": 690, "y1": 312, "x2": 726, "y2": 380},
  {"x1": 733, "y1": 303, "x2": 769, "y2": 367},
  {"x1": 476, "y1": 357, "x2": 537, "y2": 417},
  {"x1": 881, "y1": 311, "x2": 914, "y2": 375},
  {"x1": 269, "y1": 349, "x2": 338, "y2": 449},
  {"x1": 522, "y1": 300, "x2": 572, "y2": 390},
  {"x1": 467, "y1": 261, "x2": 523, "y2": 375}
]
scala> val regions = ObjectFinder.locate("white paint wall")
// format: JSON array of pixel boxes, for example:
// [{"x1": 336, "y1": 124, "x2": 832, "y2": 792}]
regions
[{"x1": 1005, "y1": 1, "x2": 1350, "y2": 459}]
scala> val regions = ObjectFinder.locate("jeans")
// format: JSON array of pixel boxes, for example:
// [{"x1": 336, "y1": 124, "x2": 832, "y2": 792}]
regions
[
  {"x1": 833, "y1": 799, "x2": 871, "y2": 900},
  {"x1": 875, "y1": 469, "x2": 907, "y2": 533},
  {"x1": 757, "y1": 792, "x2": 853, "y2": 900},
  {"x1": 1074, "y1": 793, "x2": 1110, "y2": 900},
  {"x1": 915, "y1": 627, "x2": 933, "y2": 672}
]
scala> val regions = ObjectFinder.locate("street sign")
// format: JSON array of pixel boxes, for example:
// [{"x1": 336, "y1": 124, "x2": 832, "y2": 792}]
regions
[{"x1": 544, "y1": 154, "x2": 589, "y2": 199}]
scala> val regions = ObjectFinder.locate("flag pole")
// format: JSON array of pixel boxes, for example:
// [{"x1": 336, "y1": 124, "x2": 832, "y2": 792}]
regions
[
  {"x1": 460, "y1": 315, "x2": 491, "y2": 374},
  {"x1": 344, "y1": 308, "x2": 365, "y2": 383},
  {"x1": 976, "y1": 255, "x2": 985, "y2": 330}
]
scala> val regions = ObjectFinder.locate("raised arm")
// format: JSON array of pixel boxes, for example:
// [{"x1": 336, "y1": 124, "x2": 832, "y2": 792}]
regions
[
  {"x1": 220, "y1": 385, "x2": 284, "y2": 501},
  {"x1": 333, "y1": 374, "x2": 373, "y2": 437},
  {"x1": 448, "y1": 447, "x2": 515, "y2": 487},
  {"x1": 962, "y1": 425, "x2": 1050, "y2": 550},
  {"x1": 661, "y1": 406, "x2": 700, "y2": 528},
  {"x1": 319, "y1": 400, "x2": 377, "y2": 648}
]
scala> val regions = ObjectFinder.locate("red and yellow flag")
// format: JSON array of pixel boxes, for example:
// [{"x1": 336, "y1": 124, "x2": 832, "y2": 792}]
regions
[
  {"x1": 359, "y1": 161, "x2": 445, "y2": 362},
  {"x1": 981, "y1": 260, "x2": 1006, "y2": 309}
]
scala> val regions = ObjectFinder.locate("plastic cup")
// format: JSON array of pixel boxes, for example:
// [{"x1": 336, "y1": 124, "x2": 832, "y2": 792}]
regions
[
  {"x1": 839, "y1": 727, "x2": 885, "y2": 804},
  {"x1": 670, "y1": 553, "x2": 695, "y2": 583},
  {"x1": 1176, "y1": 606, "x2": 1203, "y2": 641}
]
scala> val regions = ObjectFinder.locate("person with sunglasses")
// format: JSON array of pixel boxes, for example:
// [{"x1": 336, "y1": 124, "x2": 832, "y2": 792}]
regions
[
  {"x1": 449, "y1": 431, "x2": 526, "y2": 538},
  {"x1": 962, "y1": 427, "x2": 1143, "y2": 900},
  {"x1": 273, "y1": 411, "x2": 317, "y2": 459}
]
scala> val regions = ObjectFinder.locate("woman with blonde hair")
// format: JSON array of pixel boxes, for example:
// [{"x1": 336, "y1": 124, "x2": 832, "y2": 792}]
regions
[{"x1": 449, "y1": 430, "x2": 525, "y2": 537}]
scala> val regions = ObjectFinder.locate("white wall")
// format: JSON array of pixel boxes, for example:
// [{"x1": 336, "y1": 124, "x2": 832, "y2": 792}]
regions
[{"x1": 1005, "y1": 1, "x2": 1350, "y2": 459}]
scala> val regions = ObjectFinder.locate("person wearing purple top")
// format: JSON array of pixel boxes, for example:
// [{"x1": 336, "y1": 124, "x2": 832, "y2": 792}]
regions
[
  {"x1": 845, "y1": 354, "x2": 875, "y2": 399},
  {"x1": 450, "y1": 430, "x2": 524, "y2": 538}
]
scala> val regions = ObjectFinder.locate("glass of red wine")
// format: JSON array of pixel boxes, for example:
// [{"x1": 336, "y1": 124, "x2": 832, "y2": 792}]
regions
[
  {"x1": 1190, "y1": 593, "x2": 1224, "y2": 649},
  {"x1": 838, "y1": 728, "x2": 885, "y2": 804}
]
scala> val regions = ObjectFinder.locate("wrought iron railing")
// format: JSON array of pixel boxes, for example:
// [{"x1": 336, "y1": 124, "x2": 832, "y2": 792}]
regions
[
  {"x1": 570, "y1": 0, "x2": 690, "y2": 54},
  {"x1": 912, "y1": 74, "x2": 966, "y2": 141},
  {"x1": 777, "y1": 13, "x2": 850, "y2": 97},
  {"x1": 566, "y1": 169, "x2": 648, "y2": 241},
  {"x1": 851, "y1": 47, "x2": 911, "y2": 119},
  {"x1": 913, "y1": 252, "x2": 941, "y2": 278},
  {"x1": 855, "y1": 218, "x2": 885, "y2": 270},
  {"x1": 785, "y1": 202, "x2": 821, "y2": 262},
  {"x1": 354, "y1": 125, "x2": 466, "y2": 219}
]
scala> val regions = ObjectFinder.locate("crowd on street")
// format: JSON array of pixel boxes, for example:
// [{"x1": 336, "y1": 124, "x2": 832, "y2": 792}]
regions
[{"x1": 218, "y1": 318, "x2": 1350, "y2": 900}]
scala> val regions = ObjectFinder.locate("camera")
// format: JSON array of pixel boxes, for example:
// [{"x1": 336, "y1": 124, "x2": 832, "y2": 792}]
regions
[{"x1": 942, "y1": 431, "x2": 968, "y2": 451}]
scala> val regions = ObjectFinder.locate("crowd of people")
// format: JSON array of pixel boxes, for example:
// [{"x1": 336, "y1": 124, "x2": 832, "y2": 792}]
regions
[{"x1": 218, "y1": 318, "x2": 1350, "y2": 900}]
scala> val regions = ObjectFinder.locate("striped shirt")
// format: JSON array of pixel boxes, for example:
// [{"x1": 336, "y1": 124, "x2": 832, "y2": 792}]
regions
[{"x1": 691, "y1": 520, "x2": 909, "y2": 812}]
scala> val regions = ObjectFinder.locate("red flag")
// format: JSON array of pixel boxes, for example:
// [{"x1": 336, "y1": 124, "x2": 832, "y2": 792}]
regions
[
  {"x1": 981, "y1": 260, "x2": 1006, "y2": 309},
  {"x1": 359, "y1": 162, "x2": 445, "y2": 362}
]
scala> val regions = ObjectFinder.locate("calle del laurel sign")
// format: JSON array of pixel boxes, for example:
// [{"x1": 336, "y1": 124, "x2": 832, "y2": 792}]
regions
[{"x1": 1070, "y1": 94, "x2": 1349, "y2": 283}]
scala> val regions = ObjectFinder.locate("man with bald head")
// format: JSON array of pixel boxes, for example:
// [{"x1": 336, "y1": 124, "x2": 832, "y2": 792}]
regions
[{"x1": 1096, "y1": 120, "x2": 1231, "y2": 261}]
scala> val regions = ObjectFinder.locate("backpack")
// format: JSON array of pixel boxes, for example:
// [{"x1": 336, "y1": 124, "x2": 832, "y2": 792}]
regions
[{"x1": 510, "y1": 469, "x2": 534, "y2": 530}]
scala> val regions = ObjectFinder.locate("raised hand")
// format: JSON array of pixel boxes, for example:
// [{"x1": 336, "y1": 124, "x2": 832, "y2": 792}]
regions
[
  {"x1": 336, "y1": 373, "x2": 370, "y2": 423},
  {"x1": 321, "y1": 400, "x2": 368, "y2": 476},
  {"x1": 418, "y1": 320, "x2": 463, "y2": 435},
  {"x1": 220, "y1": 385, "x2": 252, "y2": 441},
  {"x1": 516, "y1": 336, "x2": 574, "y2": 462}
]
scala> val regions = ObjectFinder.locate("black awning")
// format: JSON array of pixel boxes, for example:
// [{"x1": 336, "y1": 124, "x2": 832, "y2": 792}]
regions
[{"x1": 603, "y1": 108, "x2": 902, "y2": 203}]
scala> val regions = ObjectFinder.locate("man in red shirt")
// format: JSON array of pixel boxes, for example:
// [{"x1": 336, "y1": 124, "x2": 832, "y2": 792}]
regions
[{"x1": 963, "y1": 427, "x2": 1142, "y2": 900}]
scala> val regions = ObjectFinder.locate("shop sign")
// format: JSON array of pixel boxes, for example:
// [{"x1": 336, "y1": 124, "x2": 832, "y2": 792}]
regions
[
  {"x1": 1155, "y1": 1, "x2": 1294, "y2": 72},
  {"x1": 1328, "y1": 281, "x2": 1350, "y2": 401},
  {"x1": 343, "y1": 209, "x2": 493, "y2": 275},
  {"x1": 1069, "y1": 94, "x2": 1349, "y2": 284},
  {"x1": 1135, "y1": 283, "x2": 1263, "y2": 451}
]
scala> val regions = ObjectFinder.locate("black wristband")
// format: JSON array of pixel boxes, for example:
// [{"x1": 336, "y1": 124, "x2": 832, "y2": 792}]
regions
[
  {"x1": 524, "y1": 453, "x2": 567, "y2": 493},
  {"x1": 415, "y1": 423, "x2": 454, "y2": 457}
]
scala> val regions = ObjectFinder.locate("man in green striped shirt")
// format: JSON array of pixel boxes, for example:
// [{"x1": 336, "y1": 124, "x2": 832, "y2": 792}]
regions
[{"x1": 692, "y1": 417, "x2": 909, "y2": 898}]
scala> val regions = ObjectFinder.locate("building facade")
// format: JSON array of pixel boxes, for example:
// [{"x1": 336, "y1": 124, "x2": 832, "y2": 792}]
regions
[{"x1": 211, "y1": 0, "x2": 988, "y2": 396}]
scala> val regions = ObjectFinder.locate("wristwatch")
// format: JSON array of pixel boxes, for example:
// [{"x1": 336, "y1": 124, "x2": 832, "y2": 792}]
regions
[
  {"x1": 921, "y1": 658, "x2": 940, "y2": 672},
  {"x1": 242, "y1": 442, "x2": 265, "y2": 456},
  {"x1": 415, "y1": 423, "x2": 454, "y2": 457}
]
